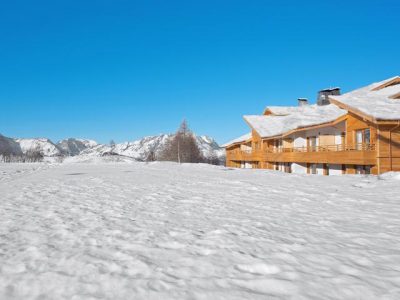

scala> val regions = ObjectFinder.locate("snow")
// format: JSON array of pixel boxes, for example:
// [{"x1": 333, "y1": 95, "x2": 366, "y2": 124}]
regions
[
  {"x1": 195, "y1": 135, "x2": 226, "y2": 160},
  {"x1": 263, "y1": 106, "x2": 306, "y2": 116},
  {"x1": 15, "y1": 138, "x2": 63, "y2": 156},
  {"x1": 80, "y1": 135, "x2": 172, "y2": 160},
  {"x1": 57, "y1": 138, "x2": 98, "y2": 156},
  {"x1": 221, "y1": 133, "x2": 252, "y2": 147},
  {"x1": 244, "y1": 104, "x2": 347, "y2": 138},
  {"x1": 331, "y1": 76, "x2": 400, "y2": 120},
  {"x1": 1, "y1": 161, "x2": 400, "y2": 299}
]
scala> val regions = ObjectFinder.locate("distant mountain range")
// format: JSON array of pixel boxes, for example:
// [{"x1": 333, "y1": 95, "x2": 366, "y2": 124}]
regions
[{"x1": 0, "y1": 133, "x2": 225, "y2": 163}]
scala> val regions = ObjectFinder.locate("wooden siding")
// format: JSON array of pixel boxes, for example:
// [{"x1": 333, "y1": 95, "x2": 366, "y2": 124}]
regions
[
  {"x1": 225, "y1": 112, "x2": 400, "y2": 175},
  {"x1": 377, "y1": 124, "x2": 400, "y2": 173}
]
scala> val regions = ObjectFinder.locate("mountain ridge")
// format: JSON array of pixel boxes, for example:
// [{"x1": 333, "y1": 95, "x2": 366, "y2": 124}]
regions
[{"x1": 0, "y1": 133, "x2": 225, "y2": 163}]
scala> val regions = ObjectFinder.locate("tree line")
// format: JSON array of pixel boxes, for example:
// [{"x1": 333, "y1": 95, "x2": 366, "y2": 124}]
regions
[
  {"x1": 0, "y1": 148, "x2": 45, "y2": 163},
  {"x1": 147, "y1": 120, "x2": 221, "y2": 165}
]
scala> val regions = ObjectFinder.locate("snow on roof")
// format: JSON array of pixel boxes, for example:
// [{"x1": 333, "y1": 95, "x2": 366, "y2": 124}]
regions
[
  {"x1": 330, "y1": 76, "x2": 400, "y2": 121},
  {"x1": 264, "y1": 106, "x2": 305, "y2": 116},
  {"x1": 222, "y1": 133, "x2": 251, "y2": 147},
  {"x1": 319, "y1": 87, "x2": 340, "y2": 92},
  {"x1": 245, "y1": 104, "x2": 347, "y2": 138}
]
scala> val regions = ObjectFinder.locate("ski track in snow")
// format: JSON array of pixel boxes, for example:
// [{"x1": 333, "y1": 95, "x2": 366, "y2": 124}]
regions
[{"x1": 0, "y1": 162, "x2": 400, "y2": 299}]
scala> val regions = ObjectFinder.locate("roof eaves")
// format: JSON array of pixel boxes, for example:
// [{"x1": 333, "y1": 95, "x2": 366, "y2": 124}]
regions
[{"x1": 328, "y1": 97, "x2": 375, "y2": 123}]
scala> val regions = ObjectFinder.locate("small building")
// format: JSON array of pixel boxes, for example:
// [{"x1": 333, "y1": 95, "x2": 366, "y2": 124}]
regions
[{"x1": 223, "y1": 77, "x2": 400, "y2": 175}]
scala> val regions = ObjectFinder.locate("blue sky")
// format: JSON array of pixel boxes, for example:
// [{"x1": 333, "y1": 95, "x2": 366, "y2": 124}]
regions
[{"x1": 0, "y1": 0, "x2": 399, "y2": 144}]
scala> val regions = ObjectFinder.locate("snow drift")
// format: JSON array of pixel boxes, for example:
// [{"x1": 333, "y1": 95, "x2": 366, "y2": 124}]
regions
[{"x1": 0, "y1": 162, "x2": 399, "y2": 299}]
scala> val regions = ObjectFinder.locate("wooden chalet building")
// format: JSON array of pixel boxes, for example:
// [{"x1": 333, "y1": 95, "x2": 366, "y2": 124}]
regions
[{"x1": 223, "y1": 77, "x2": 400, "y2": 175}]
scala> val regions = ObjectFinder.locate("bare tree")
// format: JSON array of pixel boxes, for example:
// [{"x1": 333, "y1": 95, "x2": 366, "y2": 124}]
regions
[
  {"x1": 145, "y1": 149, "x2": 157, "y2": 162},
  {"x1": 159, "y1": 120, "x2": 204, "y2": 163},
  {"x1": 205, "y1": 149, "x2": 221, "y2": 165},
  {"x1": 0, "y1": 149, "x2": 12, "y2": 163},
  {"x1": 25, "y1": 146, "x2": 44, "y2": 162}
]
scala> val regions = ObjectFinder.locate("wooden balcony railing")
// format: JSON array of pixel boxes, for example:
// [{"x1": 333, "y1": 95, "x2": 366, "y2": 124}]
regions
[
  {"x1": 227, "y1": 143, "x2": 376, "y2": 163},
  {"x1": 270, "y1": 143, "x2": 376, "y2": 153}
]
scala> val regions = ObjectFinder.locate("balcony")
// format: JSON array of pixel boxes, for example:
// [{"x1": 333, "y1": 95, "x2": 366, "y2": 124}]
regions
[
  {"x1": 227, "y1": 143, "x2": 377, "y2": 165},
  {"x1": 272, "y1": 143, "x2": 376, "y2": 153},
  {"x1": 226, "y1": 149, "x2": 262, "y2": 162}
]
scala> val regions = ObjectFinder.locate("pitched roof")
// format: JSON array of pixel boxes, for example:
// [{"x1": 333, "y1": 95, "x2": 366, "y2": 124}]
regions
[
  {"x1": 329, "y1": 76, "x2": 400, "y2": 121},
  {"x1": 263, "y1": 106, "x2": 304, "y2": 116},
  {"x1": 244, "y1": 104, "x2": 347, "y2": 138},
  {"x1": 221, "y1": 133, "x2": 251, "y2": 147}
]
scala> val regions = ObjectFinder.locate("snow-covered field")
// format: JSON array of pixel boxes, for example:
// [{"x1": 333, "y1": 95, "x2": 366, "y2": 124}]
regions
[{"x1": 1, "y1": 162, "x2": 400, "y2": 299}]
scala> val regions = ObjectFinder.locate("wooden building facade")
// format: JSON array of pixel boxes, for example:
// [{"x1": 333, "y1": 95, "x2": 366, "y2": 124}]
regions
[{"x1": 224, "y1": 77, "x2": 400, "y2": 175}]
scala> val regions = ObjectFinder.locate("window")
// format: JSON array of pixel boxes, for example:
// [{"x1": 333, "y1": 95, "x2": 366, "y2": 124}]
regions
[
  {"x1": 364, "y1": 129, "x2": 371, "y2": 144},
  {"x1": 355, "y1": 128, "x2": 371, "y2": 150},
  {"x1": 355, "y1": 130, "x2": 363, "y2": 150}
]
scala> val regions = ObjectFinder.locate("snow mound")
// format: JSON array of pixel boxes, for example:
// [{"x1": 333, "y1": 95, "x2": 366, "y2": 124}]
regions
[
  {"x1": 63, "y1": 154, "x2": 137, "y2": 164},
  {"x1": 378, "y1": 172, "x2": 400, "y2": 181}
]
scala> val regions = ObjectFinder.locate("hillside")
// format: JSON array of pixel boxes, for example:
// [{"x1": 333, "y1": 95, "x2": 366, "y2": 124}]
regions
[{"x1": 0, "y1": 134, "x2": 23, "y2": 156}]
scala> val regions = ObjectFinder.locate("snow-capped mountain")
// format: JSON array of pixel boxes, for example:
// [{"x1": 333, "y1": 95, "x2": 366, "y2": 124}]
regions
[
  {"x1": 80, "y1": 134, "x2": 171, "y2": 160},
  {"x1": 0, "y1": 134, "x2": 23, "y2": 155},
  {"x1": 195, "y1": 135, "x2": 225, "y2": 160},
  {"x1": 81, "y1": 134, "x2": 225, "y2": 162},
  {"x1": 57, "y1": 138, "x2": 98, "y2": 156},
  {"x1": 15, "y1": 138, "x2": 64, "y2": 157},
  {"x1": 0, "y1": 133, "x2": 225, "y2": 163}
]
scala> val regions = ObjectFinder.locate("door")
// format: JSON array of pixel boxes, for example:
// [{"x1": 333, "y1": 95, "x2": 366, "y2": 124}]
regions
[
  {"x1": 283, "y1": 138, "x2": 293, "y2": 152},
  {"x1": 274, "y1": 139, "x2": 283, "y2": 152},
  {"x1": 355, "y1": 130, "x2": 363, "y2": 150},
  {"x1": 307, "y1": 136, "x2": 317, "y2": 152},
  {"x1": 341, "y1": 132, "x2": 346, "y2": 150}
]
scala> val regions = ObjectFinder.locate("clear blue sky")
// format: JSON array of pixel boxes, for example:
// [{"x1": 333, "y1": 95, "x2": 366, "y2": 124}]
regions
[{"x1": 1, "y1": 0, "x2": 399, "y2": 144}]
